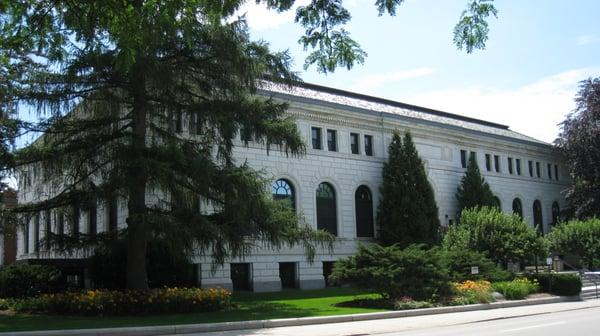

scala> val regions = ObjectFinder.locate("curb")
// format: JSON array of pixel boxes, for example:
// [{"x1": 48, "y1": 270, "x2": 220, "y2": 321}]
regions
[{"x1": 3, "y1": 296, "x2": 582, "y2": 336}]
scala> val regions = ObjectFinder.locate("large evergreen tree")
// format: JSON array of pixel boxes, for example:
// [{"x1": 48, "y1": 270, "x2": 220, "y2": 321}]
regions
[
  {"x1": 555, "y1": 77, "x2": 600, "y2": 219},
  {"x1": 0, "y1": 1, "x2": 497, "y2": 290},
  {"x1": 456, "y1": 154, "x2": 497, "y2": 215},
  {"x1": 378, "y1": 131, "x2": 440, "y2": 247}
]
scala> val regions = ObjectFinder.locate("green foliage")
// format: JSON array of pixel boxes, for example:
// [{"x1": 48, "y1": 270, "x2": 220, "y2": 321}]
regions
[
  {"x1": 492, "y1": 278, "x2": 539, "y2": 300},
  {"x1": 440, "y1": 248, "x2": 512, "y2": 282},
  {"x1": 443, "y1": 207, "x2": 548, "y2": 266},
  {"x1": 378, "y1": 131, "x2": 440, "y2": 247},
  {"x1": 329, "y1": 244, "x2": 451, "y2": 300},
  {"x1": 528, "y1": 273, "x2": 582, "y2": 296},
  {"x1": 90, "y1": 240, "x2": 196, "y2": 290},
  {"x1": 555, "y1": 77, "x2": 600, "y2": 218},
  {"x1": 393, "y1": 297, "x2": 434, "y2": 310},
  {"x1": 12, "y1": 287, "x2": 231, "y2": 316},
  {"x1": 0, "y1": 265, "x2": 65, "y2": 299},
  {"x1": 547, "y1": 218, "x2": 600, "y2": 269},
  {"x1": 454, "y1": 0, "x2": 498, "y2": 53},
  {"x1": 456, "y1": 155, "x2": 497, "y2": 215}
]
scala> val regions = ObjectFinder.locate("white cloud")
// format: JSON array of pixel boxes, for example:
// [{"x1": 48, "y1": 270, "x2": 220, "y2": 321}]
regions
[
  {"x1": 401, "y1": 68, "x2": 600, "y2": 143},
  {"x1": 350, "y1": 67, "x2": 436, "y2": 91},
  {"x1": 576, "y1": 34, "x2": 600, "y2": 46},
  {"x1": 233, "y1": 0, "x2": 310, "y2": 31}
]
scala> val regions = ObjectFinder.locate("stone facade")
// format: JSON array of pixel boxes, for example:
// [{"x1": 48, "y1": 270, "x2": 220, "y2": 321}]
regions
[{"x1": 15, "y1": 83, "x2": 569, "y2": 291}]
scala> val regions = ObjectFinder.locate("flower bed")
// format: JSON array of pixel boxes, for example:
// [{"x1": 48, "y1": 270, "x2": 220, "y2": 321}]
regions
[
  {"x1": 12, "y1": 287, "x2": 231, "y2": 315},
  {"x1": 451, "y1": 280, "x2": 493, "y2": 305}
]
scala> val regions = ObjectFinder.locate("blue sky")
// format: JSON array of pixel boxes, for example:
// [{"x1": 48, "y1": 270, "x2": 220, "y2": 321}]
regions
[{"x1": 237, "y1": 0, "x2": 600, "y2": 143}]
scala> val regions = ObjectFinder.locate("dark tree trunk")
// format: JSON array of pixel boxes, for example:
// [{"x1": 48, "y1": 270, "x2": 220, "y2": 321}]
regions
[{"x1": 126, "y1": 67, "x2": 149, "y2": 290}]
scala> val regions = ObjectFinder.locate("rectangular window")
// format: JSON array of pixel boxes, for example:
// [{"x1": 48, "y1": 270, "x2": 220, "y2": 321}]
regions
[
  {"x1": 536, "y1": 162, "x2": 541, "y2": 178},
  {"x1": 547, "y1": 163, "x2": 552, "y2": 179},
  {"x1": 107, "y1": 197, "x2": 118, "y2": 232},
  {"x1": 311, "y1": 127, "x2": 322, "y2": 150},
  {"x1": 516, "y1": 159, "x2": 521, "y2": 175},
  {"x1": 494, "y1": 155, "x2": 500, "y2": 172},
  {"x1": 44, "y1": 210, "x2": 51, "y2": 250},
  {"x1": 485, "y1": 154, "x2": 491, "y2": 171},
  {"x1": 529, "y1": 160, "x2": 534, "y2": 177},
  {"x1": 33, "y1": 214, "x2": 40, "y2": 253},
  {"x1": 460, "y1": 150, "x2": 467, "y2": 168},
  {"x1": 508, "y1": 157, "x2": 514, "y2": 174},
  {"x1": 350, "y1": 133, "x2": 359, "y2": 154},
  {"x1": 327, "y1": 129, "x2": 337, "y2": 151},
  {"x1": 24, "y1": 222, "x2": 29, "y2": 254},
  {"x1": 170, "y1": 109, "x2": 183, "y2": 133},
  {"x1": 555, "y1": 165, "x2": 559, "y2": 181},
  {"x1": 364, "y1": 135, "x2": 373, "y2": 156},
  {"x1": 88, "y1": 199, "x2": 97, "y2": 236},
  {"x1": 72, "y1": 204, "x2": 80, "y2": 236}
]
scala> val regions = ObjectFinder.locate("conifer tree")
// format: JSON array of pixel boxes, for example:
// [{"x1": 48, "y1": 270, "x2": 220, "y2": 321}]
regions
[
  {"x1": 378, "y1": 131, "x2": 440, "y2": 247},
  {"x1": 456, "y1": 154, "x2": 497, "y2": 215}
]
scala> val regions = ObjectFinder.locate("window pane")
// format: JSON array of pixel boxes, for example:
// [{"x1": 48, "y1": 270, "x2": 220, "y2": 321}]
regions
[
  {"x1": 508, "y1": 157, "x2": 513, "y2": 174},
  {"x1": 272, "y1": 179, "x2": 295, "y2": 211},
  {"x1": 350, "y1": 133, "x2": 359, "y2": 154},
  {"x1": 485, "y1": 154, "x2": 491, "y2": 171},
  {"x1": 311, "y1": 127, "x2": 322, "y2": 150},
  {"x1": 460, "y1": 150, "x2": 467, "y2": 168},
  {"x1": 316, "y1": 183, "x2": 337, "y2": 236},
  {"x1": 355, "y1": 186, "x2": 374, "y2": 237},
  {"x1": 327, "y1": 129, "x2": 337, "y2": 151},
  {"x1": 364, "y1": 135, "x2": 373, "y2": 156},
  {"x1": 494, "y1": 155, "x2": 500, "y2": 172},
  {"x1": 516, "y1": 159, "x2": 521, "y2": 175}
]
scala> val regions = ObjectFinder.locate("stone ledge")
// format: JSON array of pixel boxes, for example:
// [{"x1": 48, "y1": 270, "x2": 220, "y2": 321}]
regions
[{"x1": 3, "y1": 296, "x2": 581, "y2": 336}]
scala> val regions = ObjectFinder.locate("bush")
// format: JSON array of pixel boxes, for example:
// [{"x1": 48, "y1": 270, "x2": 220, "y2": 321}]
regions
[
  {"x1": 394, "y1": 297, "x2": 434, "y2": 310},
  {"x1": 547, "y1": 219, "x2": 600, "y2": 269},
  {"x1": 528, "y1": 273, "x2": 582, "y2": 296},
  {"x1": 329, "y1": 244, "x2": 451, "y2": 301},
  {"x1": 13, "y1": 287, "x2": 231, "y2": 315},
  {"x1": 443, "y1": 207, "x2": 548, "y2": 266},
  {"x1": 452, "y1": 280, "x2": 493, "y2": 304},
  {"x1": 492, "y1": 278, "x2": 539, "y2": 300},
  {"x1": 441, "y1": 248, "x2": 512, "y2": 282},
  {"x1": 90, "y1": 239, "x2": 196, "y2": 289},
  {"x1": 0, "y1": 265, "x2": 65, "y2": 298}
]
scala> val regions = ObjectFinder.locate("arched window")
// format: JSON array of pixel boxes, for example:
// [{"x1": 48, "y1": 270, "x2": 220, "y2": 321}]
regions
[
  {"x1": 272, "y1": 179, "x2": 295, "y2": 211},
  {"x1": 355, "y1": 186, "x2": 374, "y2": 238},
  {"x1": 551, "y1": 202, "x2": 560, "y2": 226},
  {"x1": 533, "y1": 200, "x2": 543, "y2": 235},
  {"x1": 512, "y1": 198, "x2": 523, "y2": 218},
  {"x1": 316, "y1": 182, "x2": 337, "y2": 236}
]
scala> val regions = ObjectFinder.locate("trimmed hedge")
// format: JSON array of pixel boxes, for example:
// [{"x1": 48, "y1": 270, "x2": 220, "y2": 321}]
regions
[
  {"x1": 492, "y1": 278, "x2": 539, "y2": 300},
  {"x1": 528, "y1": 273, "x2": 582, "y2": 296},
  {"x1": 0, "y1": 265, "x2": 65, "y2": 299},
  {"x1": 13, "y1": 287, "x2": 231, "y2": 315}
]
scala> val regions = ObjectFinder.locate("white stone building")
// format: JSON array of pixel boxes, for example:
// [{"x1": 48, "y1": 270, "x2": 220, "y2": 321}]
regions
[{"x1": 15, "y1": 83, "x2": 569, "y2": 291}]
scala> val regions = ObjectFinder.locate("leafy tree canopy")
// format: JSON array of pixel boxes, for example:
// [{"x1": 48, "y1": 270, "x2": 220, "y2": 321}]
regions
[
  {"x1": 456, "y1": 154, "x2": 497, "y2": 216},
  {"x1": 0, "y1": 0, "x2": 496, "y2": 290},
  {"x1": 443, "y1": 207, "x2": 548, "y2": 267},
  {"x1": 547, "y1": 218, "x2": 600, "y2": 269},
  {"x1": 555, "y1": 77, "x2": 600, "y2": 219},
  {"x1": 378, "y1": 131, "x2": 440, "y2": 247}
]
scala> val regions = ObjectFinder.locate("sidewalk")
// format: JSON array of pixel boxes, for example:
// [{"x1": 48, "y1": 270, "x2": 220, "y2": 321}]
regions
[{"x1": 4, "y1": 297, "x2": 600, "y2": 336}]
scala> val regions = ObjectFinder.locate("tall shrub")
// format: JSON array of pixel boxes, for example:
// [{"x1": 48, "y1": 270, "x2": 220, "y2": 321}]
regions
[
  {"x1": 456, "y1": 154, "x2": 497, "y2": 215},
  {"x1": 329, "y1": 244, "x2": 451, "y2": 300},
  {"x1": 0, "y1": 265, "x2": 65, "y2": 298},
  {"x1": 547, "y1": 218, "x2": 600, "y2": 269},
  {"x1": 443, "y1": 207, "x2": 548, "y2": 266},
  {"x1": 378, "y1": 131, "x2": 440, "y2": 247}
]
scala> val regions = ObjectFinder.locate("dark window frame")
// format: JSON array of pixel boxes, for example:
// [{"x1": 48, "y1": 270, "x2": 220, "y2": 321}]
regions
[
  {"x1": 508, "y1": 157, "x2": 514, "y2": 175},
  {"x1": 327, "y1": 129, "x2": 337, "y2": 152},
  {"x1": 460, "y1": 150, "x2": 467, "y2": 168},
  {"x1": 516, "y1": 158, "x2": 521, "y2": 175},
  {"x1": 355, "y1": 185, "x2": 374, "y2": 238},
  {"x1": 364, "y1": 135, "x2": 373, "y2": 156},
  {"x1": 311, "y1": 127, "x2": 322, "y2": 150},
  {"x1": 272, "y1": 179, "x2": 295, "y2": 211},
  {"x1": 485, "y1": 154, "x2": 491, "y2": 171},
  {"x1": 316, "y1": 182, "x2": 337, "y2": 236},
  {"x1": 350, "y1": 133, "x2": 359, "y2": 154},
  {"x1": 494, "y1": 155, "x2": 500, "y2": 172}
]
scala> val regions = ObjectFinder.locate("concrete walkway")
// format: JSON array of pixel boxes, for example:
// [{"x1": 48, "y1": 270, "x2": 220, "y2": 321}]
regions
[{"x1": 4, "y1": 297, "x2": 599, "y2": 336}]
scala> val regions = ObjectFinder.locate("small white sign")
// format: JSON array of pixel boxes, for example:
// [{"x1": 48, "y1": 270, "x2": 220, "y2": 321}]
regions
[
  {"x1": 471, "y1": 266, "x2": 479, "y2": 275},
  {"x1": 546, "y1": 257, "x2": 553, "y2": 266}
]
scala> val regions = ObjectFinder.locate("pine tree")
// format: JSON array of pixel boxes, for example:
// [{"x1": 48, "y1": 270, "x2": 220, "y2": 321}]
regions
[
  {"x1": 378, "y1": 131, "x2": 440, "y2": 247},
  {"x1": 456, "y1": 154, "x2": 497, "y2": 215}
]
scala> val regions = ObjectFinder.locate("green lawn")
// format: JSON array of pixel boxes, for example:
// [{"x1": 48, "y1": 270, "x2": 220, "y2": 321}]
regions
[{"x1": 0, "y1": 288, "x2": 386, "y2": 332}]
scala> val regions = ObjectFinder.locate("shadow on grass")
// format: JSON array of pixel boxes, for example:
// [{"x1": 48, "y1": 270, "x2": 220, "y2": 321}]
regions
[{"x1": 334, "y1": 298, "x2": 394, "y2": 310}]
